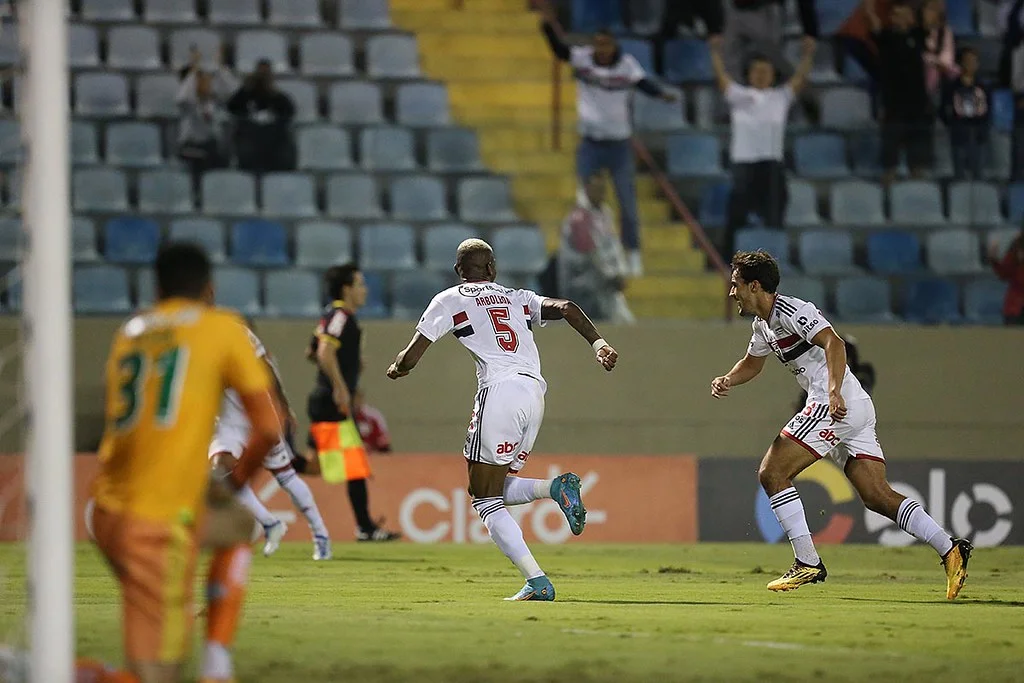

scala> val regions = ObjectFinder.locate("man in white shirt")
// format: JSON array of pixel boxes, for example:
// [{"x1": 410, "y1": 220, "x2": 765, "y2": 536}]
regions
[{"x1": 710, "y1": 35, "x2": 814, "y2": 255}]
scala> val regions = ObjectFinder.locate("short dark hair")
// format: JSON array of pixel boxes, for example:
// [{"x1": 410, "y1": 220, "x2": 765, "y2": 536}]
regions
[
  {"x1": 325, "y1": 263, "x2": 360, "y2": 300},
  {"x1": 155, "y1": 242, "x2": 211, "y2": 300},
  {"x1": 731, "y1": 250, "x2": 780, "y2": 294}
]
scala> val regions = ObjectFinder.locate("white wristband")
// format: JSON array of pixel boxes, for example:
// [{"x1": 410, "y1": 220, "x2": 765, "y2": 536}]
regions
[{"x1": 592, "y1": 338, "x2": 608, "y2": 353}]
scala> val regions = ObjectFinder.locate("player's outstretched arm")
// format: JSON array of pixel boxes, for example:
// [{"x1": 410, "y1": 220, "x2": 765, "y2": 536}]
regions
[
  {"x1": 387, "y1": 332, "x2": 433, "y2": 379},
  {"x1": 811, "y1": 327, "x2": 848, "y2": 420},
  {"x1": 711, "y1": 353, "x2": 767, "y2": 398},
  {"x1": 541, "y1": 298, "x2": 618, "y2": 371}
]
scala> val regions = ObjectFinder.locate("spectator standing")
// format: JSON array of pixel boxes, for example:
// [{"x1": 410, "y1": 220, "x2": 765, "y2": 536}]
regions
[
  {"x1": 868, "y1": 0, "x2": 933, "y2": 184},
  {"x1": 226, "y1": 59, "x2": 296, "y2": 173},
  {"x1": 540, "y1": 6, "x2": 678, "y2": 277},
  {"x1": 176, "y1": 48, "x2": 236, "y2": 183},
  {"x1": 989, "y1": 229, "x2": 1024, "y2": 324},
  {"x1": 722, "y1": 0, "x2": 819, "y2": 88},
  {"x1": 711, "y1": 34, "x2": 815, "y2": 255},
  {"x1": 1004, "y1": 0, "x2": 1024, "y2": 178},
  {"x1": 922, "y1": 0, "x2": 960, "y2": 99},
  {"x1": 942, "y1": 47, "x2": 990, "y2": 180}
]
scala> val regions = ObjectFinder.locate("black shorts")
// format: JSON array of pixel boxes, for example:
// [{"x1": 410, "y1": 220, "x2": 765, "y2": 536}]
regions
[{"x1": 881, "y1": 118, "x2": 933, "y2": 171}]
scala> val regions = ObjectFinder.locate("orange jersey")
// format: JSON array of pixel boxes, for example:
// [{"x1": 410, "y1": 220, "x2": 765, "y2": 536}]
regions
[{"x1": 92, "y1": 299, "x2": 272, "y2": 524}]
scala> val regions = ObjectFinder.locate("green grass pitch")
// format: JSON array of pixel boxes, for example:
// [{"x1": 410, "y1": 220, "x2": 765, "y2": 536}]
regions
[{"x1": 2, "y1": 542, "x2": 1024, "y2": 682}]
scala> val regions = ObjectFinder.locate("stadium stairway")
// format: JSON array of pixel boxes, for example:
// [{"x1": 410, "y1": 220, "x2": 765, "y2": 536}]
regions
[{"x1": 390, "y1": 0, "x2": 724, "y2": 319}]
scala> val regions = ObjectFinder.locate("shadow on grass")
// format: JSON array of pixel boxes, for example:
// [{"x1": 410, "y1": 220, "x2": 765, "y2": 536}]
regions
[
  {"x1": 558, "y1": 598, "x2": 752, "y2": 606},
  {"x1": 839, "y1": 596, "x2": 1024, "y2": 607}
]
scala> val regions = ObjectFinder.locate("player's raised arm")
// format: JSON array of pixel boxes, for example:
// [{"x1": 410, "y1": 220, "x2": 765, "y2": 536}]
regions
[
  {"x1": 810, "y1": 326, "x2": 849, "y2": 421},
  {"x1": 711, "y1": 353, "x2": 767, "y2": 398},
  {"x1": 387, "y1": 332, "x2": 433, "y2": 379},
  {"x1": 541, "y1": 297, "x2": 618, "y2": 371}
]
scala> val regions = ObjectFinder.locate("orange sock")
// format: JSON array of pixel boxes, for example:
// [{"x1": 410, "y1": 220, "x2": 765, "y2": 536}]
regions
[
  {"x1": 205, "y1": 543, "x2": 253, "y2": 648},
  {"x1": 74, "y1": 658, "x2": 139, "y2": 683}
]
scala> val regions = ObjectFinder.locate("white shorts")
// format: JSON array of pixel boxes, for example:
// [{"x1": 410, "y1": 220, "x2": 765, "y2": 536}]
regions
[
  {"x1": 781, "y1": 397, "x2": 885, "y2": 468},
  {"x1": 463, "y1": 375, "x2": 545, "y2": 474},
  {"x1": 209, "y1": 423, "x2": 293, "y2": 470}
]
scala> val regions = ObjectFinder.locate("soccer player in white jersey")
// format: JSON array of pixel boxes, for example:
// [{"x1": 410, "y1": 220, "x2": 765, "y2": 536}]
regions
[
  {"x1": 710, "y1": 251, "x2": 972, "y2": 598},
  {"x1": 386, "y1": 239, "x2": 618, "y2": 601},
  {"x1": 209, "y1": 322, "x2": 332, "y2": 561}
]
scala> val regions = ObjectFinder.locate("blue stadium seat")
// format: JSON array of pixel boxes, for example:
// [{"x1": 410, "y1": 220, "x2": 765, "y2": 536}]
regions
[
  {"x1": 231, "y1": 220, "x2": 289, "y2": 266},
  {"x1": 785, "y1": 180, "x2": 822, "y2": 227},
  {"x1": 835, "y1": 276, "x2": 894, "y2": 322},
  {"x1": 1007, "y1": 182, "x2": 1024, "y2": 223},
  {"x1": 0, "y1": 218, "x2": 20, "y2": 261},
  {"x1": 145, "y1": 0, "x2": 199, "y2": 23},
  {"x1": 816, "y1": 0, "x2": 860, "y2": 34},
  {"x1": 964, "y1": 279, "x2": 1007, "y2": 324},
  {"x1": 297, "y1": 125, "x2": 352, "y2": 171},
  {"x1": 360, "y1": 224, "x2": 416, "y2": 271},
  {"x1": 904, "y1": 278, "x2": 961, "y2": 324},
  {"x1": 136, "y1": 74, "x2": 180, "y2": 118},
  {"x1": 326, "y1": 174, "x2": 383, "y2": 219},
  {"x1": 793, "y1": 133, "x2": 849, "y2": 179},
  {"x1": 338, "y1": 0, "x2": 391, "y2": 29},
  {"x1": 699, "y1": 181, "x2": 730, "y2": 228},
  {"x1": 236, "y1": 30, "x2": 290, "y2": 74},
  {"x1": 329, "y1": 82, "x2": 384, "y2": 125},
  {"x1": 169, "y1": 218, "x2": 227, "y2": 263},
  {"x1": 986, "y1": 131, "x2": 1012, "y2": 181},
  {"x1": 493, "y1": 226, "x2": 547, "y2": 274},
  {"x1": 392, "y1": 271, "x2": 449, "y2": 320},
  {"x1": 73, "y1": 167, "x2": 128, "y2": 212},
  {"x1": 842, "y1": 53, "x2": 870, "y2": 84},
  {"x1": 68, "y1": 24, "x2": 100, "y2": 69},
  {"x1": 82, "y1": 0, "x2": 135, "y2": 21},
  {"x1": 992, "y1": 89, "x2": 1014, "y2": 134},
  {"x1": 208, "y1": 0, "x2": 261, "y2": 25},
  {"x1": 423, "y1": 224, "x2": 477, "y2": 271},
  {"x1": 138, "y1": 169, "x2": 193, "y2": 214},
  {"x1": 667, "y1": 134, "x2": 723, "y2": 177},
  {"x1": 633, "y1": 86, "x2": 686, "y2": 132},
  {"x1": 664, "y1": 39, "x2": 712, "y2": 83},
  {"x1": 945, "y1": 0, "x2": 976, "y2": 36},
  {"x1": 73, "y1": 217, "x2": 100, "y2": 262},
  {"x1": 359, "y1": 126, "x2": 416, "y2": 171},
  {"x1": 71, "y1": 120, "x2": 98, "y2": 165},
  {"x1": 734, "y1": 228, "x2": 790, "y2": 266},
  {"x1": 926, "y1": 229, "x2": 982, "y2": 274},
  {"x1": 570, "y1": 0, "x2": 625, "y2": 32},
  {"x1": 169, "y1": 29, "x2": 223, "y2": 70},
  {"x1": 866, "y1": 231, "x2": 922, "y2": 274},
  {"x1": 202, "y1": 171, "x2": 257, "y2": 215},
  {"x1": 619, "y1": 38, "x2": 655, "y2": 73},
  {"x1": 275, "y1": 79, "x2": 318, "y2": 123},
  {"x1": 427, "y1": 128, "x2": 483, "y2": 172},
  {"x1": 214, "y1": 267, "x2": 261, "y2": 315},
  {"x1": 75, "y1": 266, "x2": 131, "y2": 314},
  {"x1": 821, "y1": 87, "x2": 873, "y2": 130},
  {"x1": 390, "y1": 176, "x2": 449, "y2": 221},
  {"x1": 264, "y1": 270, "x2": 322, "y2": 317},
  {"x1": 782, "y1": 275, "x2": 827, "y2": 306},
  {"x1": 366, "y1": 35, "x2": 420, "y2": 79},
  {"x1": 890, "y1": 180, "x2": 945, "y2": 225},
  {"x1": 300, "y1": 33, "x2": 354, "y2": 77},
  {"x1": 798, "y1": 231, "x2": 858, "y2": 275},
  {"x1": 105, "y1": 122, "x2": 162, "y2": 168},
  {"x1": 458, "y1": 178, "x2": 517, "y2": 223},
  {"x1": 395, "y1": 83, "x2": 450, "y2": 127},
  {"x1": 0, "y1": 120, "x2": 20, "y2": 166},
  {"x1": 295, "y1": 221, "x2": 353, "y2": 269},
  {"x1": 107, "y1": 26, "x2": 160, "y2": 71},
  {"x1": 104, "y1": 217, "x2": 160, "y2": 264},
  {"x1": 75, "y1": 73, "x2": 130, "y2": 117},
  {"x1": 361, "y1": 271, "x2": 389, "y2": 319},
  {"x1": 948, "y1": 181, "x2": 1002, "y2": 226},
  {"x1": 268, "y1": 0, "x2": 322, "y2": 27}
]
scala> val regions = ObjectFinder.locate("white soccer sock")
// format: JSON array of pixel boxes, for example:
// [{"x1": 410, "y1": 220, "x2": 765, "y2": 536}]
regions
[
  {"x1": 235, "y1": 484, "x2": 278, "y2": 528},
  {"x1": 769, "y1": 487, "x2": 821, "y2": 566},
  {"x1": 896, "y1": 499, "x2": 953, "y2": 556},
  {"x1": 201, "y1": 642, "x2": 233, "y2": 679},
  {"x1": 503, "y1": 476, "x2": 552, "y2": 506},
  {"x1": 275, "y1": 468, "x2": 329, "y2": 539},
  {"x1": 473, "y1": 497, "x2": 544, "y2": 580}
]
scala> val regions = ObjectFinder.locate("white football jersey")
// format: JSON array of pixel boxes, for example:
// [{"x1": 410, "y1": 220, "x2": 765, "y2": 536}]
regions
[
  {"x1": 416, "y1": 282, "x2": 547, "y2": 389},
  {"x1": 747, "y1": 294, "x2": 870, "y2": 403},
  {"x1": 216, "y1": 326, "x2": 277, "y2": 430}
]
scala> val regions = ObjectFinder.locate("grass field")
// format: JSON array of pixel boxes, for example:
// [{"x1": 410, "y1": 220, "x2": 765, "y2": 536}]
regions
[{"x1": 2, "y1": 542, "x2": 1024, "y2": 682}]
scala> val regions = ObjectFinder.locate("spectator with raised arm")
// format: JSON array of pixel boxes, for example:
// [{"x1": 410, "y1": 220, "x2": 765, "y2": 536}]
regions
[
  {"x1": 711, "y1": 34, "x2": 815, "y2": 256},
  {"x1": 176, "y1": 47, "x2": 236, "y2": 184},
  {"x1": 540, "y1": 4, "x2": 678, "y2": 277},
  {"x1": 722, "y1": 0, "x2": 819, "y2": 90},
  {"x1": 922, "y1": 0, "x2": 960, "y2": 99}
]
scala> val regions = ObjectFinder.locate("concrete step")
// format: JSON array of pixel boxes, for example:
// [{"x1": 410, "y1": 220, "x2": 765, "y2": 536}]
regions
[
  {"x1": 415, "y1": 32, "x2": 549, "y2": 58},
  {"x1": 421, "y1": 54, "x2": 554, "y2": 81},
  {"x1": 625, "y1": 274, "x2": 728, "y2": 320},
  {"x1": 515, "y1": 197, "x2": 671, "y2": 225},
  {"x1": 482, "y1": 151, "x2": 575, "y2": 175},
  {"x1": 478, "y1": 127, "x2": 578, "y2": 154},
  {"x1": 448, "y1": 81, "x2": 576, "y2": 109}
]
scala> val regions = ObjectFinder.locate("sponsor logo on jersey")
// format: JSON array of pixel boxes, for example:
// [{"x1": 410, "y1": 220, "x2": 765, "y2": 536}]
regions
[
  {"x1": 817, "y1": 429, "x2": 841, "y2": 448},
  {"x1": 496, "y1": 441, "x2": 520, "y2": 455}
]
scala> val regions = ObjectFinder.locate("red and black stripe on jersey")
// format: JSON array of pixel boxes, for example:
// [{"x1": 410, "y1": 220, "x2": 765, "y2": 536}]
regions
[
  {"x1": 523, "y1": 305, "x2": 532, "y2": 330},
  {"x1": 452, "y1": 311, "x2": 474, "y2": 338},
  {"x1": 775, "y1": 332, "x2": 813, "y2": 363}
]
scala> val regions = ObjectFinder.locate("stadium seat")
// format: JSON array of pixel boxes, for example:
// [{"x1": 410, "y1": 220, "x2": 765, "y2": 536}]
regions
[
  {"x1": 262, "y1": 173, "x2": 318, "y2": 218},
  {"x1": 426, "y1": 128, "x2": 483, "y2": 172},
  {"x1": 202, "y1": 171, "x2": 257, "y2": 215},
  {"x1": 619, "y1": 38, "x2": 655, "y2": 73},
  {"x1": 964, "y1": 279, "x2": 1007, "y2": 324},
  {"x1": 698, "y1": 181, "x2": 730, "y2": 228},
  {"x1": 73, "y1": 167, "x2": 128, "y2": 212},
  {"x1": 138, "y1": 169, "x2": 193, "y2": 214},
  {"x1": 835, "y1": 276, "x2": 894, "y2": 322},
  {"x1": 0, "y1": 120, "x2": 20, "y2": 165},
  {"x1": 0, "y1": 218, "x2": 20, "y2": 261},
  {"x1": 926, "y1": 229, "x2": 983, "y2": 274},
  {"x1": 264, "y1": 270, "x2": 322, "y2": 317},
  {"x1": 692, "y1": 87, "x2": 726, "y2": 129},
  {"x1": 231, "y1": 219, "x2": 288, "y2": 266},
  {"x1": 633, "y1": 86, "x2": 686, "y2": 132},
  {"x1": 107, "y1": 26, "x2": 161, "y2": 71},
  {"x1": 359, "y1": 224, "x2": 416, "y2": 271},
  {"x1": 81, "y1": 0, "x2": 135, "y2": 21},
  {"x1": 361, "y1": 271, "x2": 389, "y2": 319},
  {"x1": 359, "y1": 126, "x2": 416, "y2": 171},
  {"x1": 945, "y1": 0, "x2": 976, "y2": 36},
  {"x1": 423, "y1": 224, "x2": 476, "y2": 271},
  {"x1": 104, "y1": 217, "x2": 160, "y2": 264},
  {"x1": 734, "y1": 228, "x2": 790, "y2": 266},
  {"x1": 68, "y1": 24, "x2": 100, "y2": 69},
  {"x1": 214, "y1": 267, "x2": 261, "y2": 314},
  {"x1": 820, "y1": 87, "x2": 873, "y2": 130},
  {"x1": 948, "y1": 181, "x2": 1002, "y2": 226},
  {"x1": 326, "y1": 174, "x2": 383, "y2": 219},
  {"x1": 144, "y1": 0, "x2": 199, "y2": 23},
  {"x1": 169, "y1": 218, "x2": 227, "y2": 263},
  {"x1": 236, "y1": 30, "x2": 290, "y2": 74},
  {"x1": 268, "y1": 0, "x2": 322, "y2": 27},
  {"x1": 390, "y1": 176, "x2": 449, "y2": 221},
  {"x1": 276, "y1": 79, "x2": 318, "y2": 123},
  {"x1": 209, "y1": 0, "x2": 262, "y2": 25},
  {"x1": 75, "y1": 266, "x2": 131, "y2": 314},
  {"x1": 667, "y1": 134, "x2": 723, "y2": 177},
  {"x1": 458, "y1": 177, "x2": 517, "y2": 223},
  {"x1": 782, "y1": 275, "x2": 826, "y2": 305},
  {"x1": 866, "y1": 231, "x2": 922, "y2": 274},
  {"x1": 493, "y1": 226, "x2": 548, "y2": 274},
  {"x1": 628, "y1": 0, "x2": 664, "y2": 35},
  {"x1": 570, "y1": 0, "x2": 625, "y2": 32},
  {"x1": 295, "y1": 221, "x2": 353, "y2": 269},
  {"x1": 663, "y1": 39, "x2": 713, "y2": 83},
  {"x1": 136, "y1": 74, "x2": 180, "y2": 118},
  {"x1": 105, "y1": 122, "x2": 162, "y2": 168},
  {"x1": 73, "y1": 217, "x2": 100, "y2": 262},
  {"x1": 75, "y1": 73, "x2": 130, "y2": 117},
  {"x1": 985, "y1": 131, "x2": 1012, "y2": 181},
  {"x1": 329, "y1": 82, "x2": 384, "y2": 125},
  {"x1": 890, "y1": 181, "x2": 945, "y2": 225},
  {"x1": 366, "y1": 35, "x2": 420, "y2": 79},
  {"x1": 300, "y1": 33, "x2": 354, "y2": 77},
  {"x1": 338, "y1": 0, "x2": 391, "y2": 29},
  {"x1": 842, "y1": 53, "x2": 870, "y2": 84},
  {"x1": 784, "y1": 39, "x2": 839, "y2": 84},
  {"x1": 798, "y1": 231, "x2": 858, "y2": 275},
  {"x1": 785, "y1": 180, "x2": 822, "y2": 227},
  {"x1": 392, "y1": 271, "x2": 448, "y2": 320},
  {"x1": 169, "y1": 29, "x2": 222, "y2": 69},
  {"x1": 395, "y1": 83, "x2": 450, "y2": 127},
  {"x1": 6, "y1": 169, "x2": 20, "y2": 209},
  {"x1": 979, "y1": 0, "x2": 1001, "y2": 36},
  {"x1": 829, "y1": 180, "x2": 884, "y2": 227},
  {"x1": 1009, "y1": 183, "x2": 1024, "y2": 223},
  {"x1": 297, "y1": 125, "x2": 352, "y2": 171},
  {"x1": 793, "y1": 133, "x2": 849, "y2": 178},
  {"x1": 992, "y1": 89, "x2": 1014, "y2": 134},
  {"x1": 904, "y1": 278, "x2": 961, "y2": 324}
]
